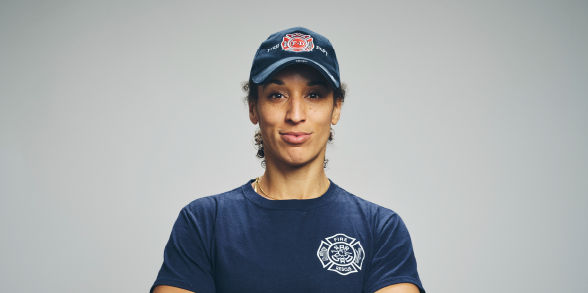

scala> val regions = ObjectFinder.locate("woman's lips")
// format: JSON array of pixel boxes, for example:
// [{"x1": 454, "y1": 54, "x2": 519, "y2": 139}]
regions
[{"x1": 280, "y1": 132, "x2": 311, "y2": 144}]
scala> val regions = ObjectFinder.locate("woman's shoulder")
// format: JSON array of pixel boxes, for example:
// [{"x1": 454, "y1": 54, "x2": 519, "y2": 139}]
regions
[
  {"x1": 333, "y1": 183, "x2": 402, "y2": 221},
  {"x1": 180, "y1": 182, "x2": 247, "y2": 216},
  {"x1": 334, "y1": 184, "x2": 412, "y2": 242}
]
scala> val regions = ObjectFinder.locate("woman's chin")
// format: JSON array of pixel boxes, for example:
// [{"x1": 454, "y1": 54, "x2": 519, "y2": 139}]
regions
[{"x1": 277, "y1": 152, "x2": 322, "y2": 168}]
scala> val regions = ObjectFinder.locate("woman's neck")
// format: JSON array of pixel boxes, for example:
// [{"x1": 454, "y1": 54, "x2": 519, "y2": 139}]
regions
[{"x1": 254, "y1": 158, "x2": 330, "y2": 200}]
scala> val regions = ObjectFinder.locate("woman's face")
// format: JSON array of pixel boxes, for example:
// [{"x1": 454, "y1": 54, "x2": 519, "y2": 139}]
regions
[{"x1": 249, "y1": 65, "x2": 342, "y2": 168}]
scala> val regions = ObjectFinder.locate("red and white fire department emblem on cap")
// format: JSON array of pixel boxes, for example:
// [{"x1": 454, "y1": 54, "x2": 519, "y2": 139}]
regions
[{"x1": 281, "y1": 33, "x2": 314, "y2": 52}]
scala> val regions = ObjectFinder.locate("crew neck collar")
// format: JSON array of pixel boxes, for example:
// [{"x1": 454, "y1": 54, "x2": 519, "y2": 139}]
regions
[{"x1": 241, "y1": 178, "x2": 339, "y2": 210}]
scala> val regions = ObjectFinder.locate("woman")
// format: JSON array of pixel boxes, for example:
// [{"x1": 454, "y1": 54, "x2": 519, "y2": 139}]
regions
[{"x1": 151, "y1": 27, "x2": 425, "y2": 293}]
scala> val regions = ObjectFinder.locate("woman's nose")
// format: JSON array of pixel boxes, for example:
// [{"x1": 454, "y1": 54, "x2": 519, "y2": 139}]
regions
[{"x1": 285, "y1": 95, "x2": 306, "y2": 124}]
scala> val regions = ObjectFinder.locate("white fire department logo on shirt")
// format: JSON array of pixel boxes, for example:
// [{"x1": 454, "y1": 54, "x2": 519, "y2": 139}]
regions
[{"x1": 317, "y1": 233, "x2": 365, "y2": 275}]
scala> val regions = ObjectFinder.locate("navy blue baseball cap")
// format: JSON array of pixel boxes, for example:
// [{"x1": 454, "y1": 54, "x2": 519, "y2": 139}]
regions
[{"x1": 249, "y1": 27, "x2": 341, "y2": 89}]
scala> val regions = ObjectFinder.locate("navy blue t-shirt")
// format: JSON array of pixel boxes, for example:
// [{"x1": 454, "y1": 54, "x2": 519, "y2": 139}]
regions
[{"x1": 151, "y1": 179, "x2": 425, "y2": 293}]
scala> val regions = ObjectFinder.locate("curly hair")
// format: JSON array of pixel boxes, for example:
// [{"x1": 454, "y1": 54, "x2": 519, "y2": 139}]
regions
[{"x1": 243, "y1": 78, "x2": 346, "y2": 168}]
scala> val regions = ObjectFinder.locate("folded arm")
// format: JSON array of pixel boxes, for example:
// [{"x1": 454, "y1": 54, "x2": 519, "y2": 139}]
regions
[
  {"x1": 375, "y1": 283, "x2": 420, "y2": 293},
  {"x1": 153, "y1": 285, "x2": 194, "y2": 293}
]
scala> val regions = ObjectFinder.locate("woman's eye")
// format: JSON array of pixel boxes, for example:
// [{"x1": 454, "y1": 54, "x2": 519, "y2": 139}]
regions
[
  {"x1": 308, "y1": 92, "x2": 321, "y2": 99},
  {"x1": 269, "y1": 93, "x2": 284, "y2": 99}
]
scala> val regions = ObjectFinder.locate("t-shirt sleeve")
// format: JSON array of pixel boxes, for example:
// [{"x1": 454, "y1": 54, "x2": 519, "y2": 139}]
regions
[
  {"x1": 365, "y1": 211, "x2": 425, "y2": 293},
  {"x1": 151, "y1": 198, "x2": 217, "y2": 293}
]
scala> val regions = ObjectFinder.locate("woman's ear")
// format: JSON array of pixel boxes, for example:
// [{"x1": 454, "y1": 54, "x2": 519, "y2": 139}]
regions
[
  {"x1": 249, "y1": 101, "x2": 258, "y2": 125},
  {"x1": 331, "y1": 99, "x2": 342, "y2": 125}
]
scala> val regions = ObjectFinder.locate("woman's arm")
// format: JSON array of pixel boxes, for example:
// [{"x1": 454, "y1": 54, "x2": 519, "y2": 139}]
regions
[
  {"x1": 375, "y1": 283, "x2": 420, "y2": 293},
  {"x1": 152, "y1": 285, "x2": 194, "y2": 293}
]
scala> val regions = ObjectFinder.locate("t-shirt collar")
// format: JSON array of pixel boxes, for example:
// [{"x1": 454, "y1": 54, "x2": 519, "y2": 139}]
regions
[{"x1": 241, "y1": 178, "x2": 338, "y2": 210}]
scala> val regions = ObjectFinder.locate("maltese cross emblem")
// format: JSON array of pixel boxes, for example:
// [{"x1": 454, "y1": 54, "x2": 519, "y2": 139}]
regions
[
  {"x1": 281, "y1": 33, "x2": 314, "y2": 52},
  {"x1": 317, "y1": 233, "x2": 365, "y2": 275}
]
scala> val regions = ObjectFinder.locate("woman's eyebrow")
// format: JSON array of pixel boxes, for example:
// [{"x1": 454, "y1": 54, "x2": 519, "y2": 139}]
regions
[
  {"x1": 307, "y1": 80, "x2": 327, "y2": 87},
  {"x1": 262, "y1": 79, "x2": 284, "y2": 89}
]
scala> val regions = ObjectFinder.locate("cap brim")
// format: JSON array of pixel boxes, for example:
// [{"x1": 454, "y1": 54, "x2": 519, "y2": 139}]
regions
[{"x1": 251, "y1": 57, "x2": 340, "y2": 89}]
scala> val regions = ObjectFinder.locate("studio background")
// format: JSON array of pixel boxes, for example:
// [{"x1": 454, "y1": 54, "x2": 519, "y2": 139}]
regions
[{"x1": 1, "y1": 0, "x2": 586, "y2": 292}]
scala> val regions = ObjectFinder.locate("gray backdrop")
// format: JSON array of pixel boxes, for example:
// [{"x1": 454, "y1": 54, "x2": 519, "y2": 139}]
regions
[{"x1": 1, "y1": 0, "x2": 586, "y2": 292}]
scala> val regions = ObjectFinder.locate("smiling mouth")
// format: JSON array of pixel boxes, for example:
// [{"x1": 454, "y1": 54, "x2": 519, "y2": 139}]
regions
[{"x1": 280, "y1": 132, "x2": 311, "y2": 144}]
